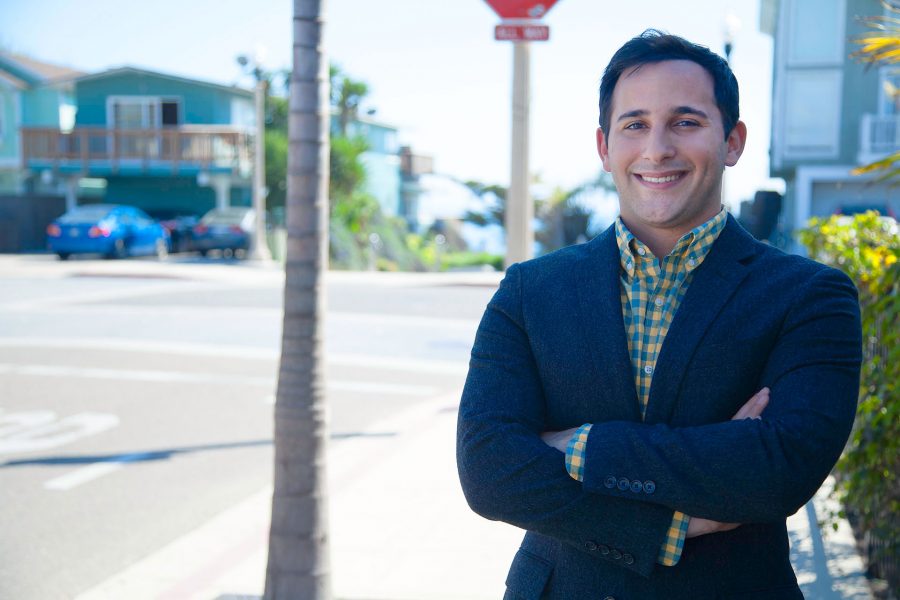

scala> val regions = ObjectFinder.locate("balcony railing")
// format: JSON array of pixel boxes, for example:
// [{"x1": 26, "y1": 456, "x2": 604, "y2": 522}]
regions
[
  {"x1": 858, "y1": 114, "x2": 900, "y2": 165},
  {"x1": 21, "y1": 126, "x2": 253, "y2": 175}
]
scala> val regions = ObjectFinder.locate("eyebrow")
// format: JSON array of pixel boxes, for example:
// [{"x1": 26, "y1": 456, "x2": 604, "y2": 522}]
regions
[{"x1": 615, "y1": 106, "x2": 710, "y2": 122}]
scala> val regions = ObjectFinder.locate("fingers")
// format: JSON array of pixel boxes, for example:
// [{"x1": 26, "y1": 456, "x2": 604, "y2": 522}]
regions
[{"x1": 731, "y1": 387, "x2": 770, "y2": 421}]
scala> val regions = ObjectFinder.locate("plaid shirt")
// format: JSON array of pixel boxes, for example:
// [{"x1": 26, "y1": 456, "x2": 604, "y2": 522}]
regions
[{"x1": 565, "y1": 208, "x2": 728, "y2": 566}]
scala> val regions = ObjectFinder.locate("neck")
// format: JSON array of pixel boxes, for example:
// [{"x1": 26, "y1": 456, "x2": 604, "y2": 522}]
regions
[{"x1": 623, "y1": 223, "x2": 681, "y2": 258}]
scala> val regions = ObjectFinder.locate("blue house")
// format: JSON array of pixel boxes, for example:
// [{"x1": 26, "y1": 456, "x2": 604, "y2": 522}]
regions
[{"x1": 19, "y1": 65, "x2": 256, "y2": 216}]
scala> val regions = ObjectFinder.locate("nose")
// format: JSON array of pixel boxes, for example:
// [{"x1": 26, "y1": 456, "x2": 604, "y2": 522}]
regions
[{"x1": 642, "y1": 127, "x2": 676, "y2": 163}]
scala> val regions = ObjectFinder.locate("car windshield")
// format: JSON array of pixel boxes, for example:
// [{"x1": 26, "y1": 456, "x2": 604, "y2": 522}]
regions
[
  {"x1": 57, "y1": 206, "x2": 114, "y2": 224},
  {"x1": 201, "y1": 209, "x2": 251, "y2": 225}
]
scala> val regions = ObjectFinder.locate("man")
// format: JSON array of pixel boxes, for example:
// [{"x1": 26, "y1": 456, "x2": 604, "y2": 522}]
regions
[{"x1": 456, "y1": 30, "x2": 861, "y2": 599}]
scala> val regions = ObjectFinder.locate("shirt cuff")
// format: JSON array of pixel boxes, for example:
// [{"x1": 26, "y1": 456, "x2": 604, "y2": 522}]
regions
[
  {"x1": 657, "y1": 511, "x2": 691, "y2": 566},
  {"x1": 564, "y1": 424, "x2": 592, "y2": 481}
]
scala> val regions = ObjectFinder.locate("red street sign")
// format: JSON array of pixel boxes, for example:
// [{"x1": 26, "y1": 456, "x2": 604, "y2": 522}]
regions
[
  {"x1": 484, "y1": 0, "x2": 559, "y2": 19},
  {"x1": 495, "y1": 24, "x2": 550, "y2": 41}
]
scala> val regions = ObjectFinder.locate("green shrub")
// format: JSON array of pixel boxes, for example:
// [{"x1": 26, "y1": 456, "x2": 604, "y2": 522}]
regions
[{"x1": 800, "y1": 212, "x2": 899, "y2": 581}]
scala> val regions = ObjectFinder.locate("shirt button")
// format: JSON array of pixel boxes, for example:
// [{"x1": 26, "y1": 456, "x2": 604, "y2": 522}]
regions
[
  {"x1": 626, "y1": 261, "x2": 633, "y2": 270},
  {"x1": 637, "y1": 247, "x2": 646, "y2": 256},
  {"x1": 604, "y1": 476, "x2": 617, "y2": 489},
  {"x1": 644, "y1": 480, "x2": 656, "y2": 494},
  {"x1": 643, "y1": 365, "x2": 654, "y2": 375},
  {"x1": 654, "y1": 297, "x2": 664, "y2": 307},
  {"x1": 617, "y1": 477, "x2": 630, "y2": 491},
  {"x1": 688, "y1": 257, "x2": 697, "y2": 267}
]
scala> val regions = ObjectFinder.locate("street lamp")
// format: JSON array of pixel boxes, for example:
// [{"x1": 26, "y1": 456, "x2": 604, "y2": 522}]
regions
[{"x1": 237, "y1": 52, "x2": 272, "y2": 262}]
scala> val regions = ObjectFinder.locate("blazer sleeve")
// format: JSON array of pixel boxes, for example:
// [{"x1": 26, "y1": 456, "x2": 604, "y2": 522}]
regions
[
  {"x1": 457, "y1": 264, "x2": 675, "y2": 578},
  {"x1": 579, "y1": 266, "x2": 862, "y2": 524}
]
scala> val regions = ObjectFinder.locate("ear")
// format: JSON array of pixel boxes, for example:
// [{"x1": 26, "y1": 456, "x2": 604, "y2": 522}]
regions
[
  {"x1": 596, "y1": 127, "x2": 612, "y2": 172},
  {"x1": 724, "y1": 121, "x2": 747, "y2": 167}
]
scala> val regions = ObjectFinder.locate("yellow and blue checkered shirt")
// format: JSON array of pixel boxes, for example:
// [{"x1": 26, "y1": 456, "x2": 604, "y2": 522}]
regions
[{"x1": 565, "y1": 208, "x2": 728, "y2": 566}]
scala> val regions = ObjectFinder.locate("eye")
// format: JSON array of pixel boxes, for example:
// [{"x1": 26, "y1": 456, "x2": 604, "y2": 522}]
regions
[
  {"x1": 674, "y1": 119, "x2": 700, "y2": 127},
  {"x1": 624, "y1": 121, "x2": 646, "y2": 130}
]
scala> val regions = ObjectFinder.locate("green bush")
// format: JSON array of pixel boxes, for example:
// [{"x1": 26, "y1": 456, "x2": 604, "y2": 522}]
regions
[
  {"x1": 439, "y1": 251, "x2": 503, "y2": 272},
  {"x1": 800, "y1": 212, "x2": 899, "y2": 584}
]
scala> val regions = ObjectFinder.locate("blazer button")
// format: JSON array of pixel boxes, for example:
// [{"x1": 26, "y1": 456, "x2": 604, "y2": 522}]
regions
[
  {"x1": 623, "y1": 553, "x2": 635, "y2": 565},
  {"x1": 599, "y1": 544, "x2": 610, "y2": 555},
  {"x1": 585, "y1": 541, "x2": 598, "y2": 552},
  {"x1": 604, "y1": 475, "x2": 617, "y2": 489},
  {"x1": 643, "y1": 480, "x2": 656, "y2": 494},
  {"x1": 611, "y1": 549, "x2": 623, "y2": 560},
  {"x1": 630, "y1": 480, "x2": 643, "y2": 493},
  {"x1": 617, "y1": 477, "x2": 630, "y2": 491},
  {"x1": 603, "y1": 597, "x2": 616, "y2": 600}
]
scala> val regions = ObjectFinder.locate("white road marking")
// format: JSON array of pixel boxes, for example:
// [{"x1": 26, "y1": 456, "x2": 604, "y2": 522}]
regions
[
  {"x1": 0, "y1": 412, "x2": 119, "y2": 455},
  {"x1": 0, "y1": 363, "x2": 438, "y2": 396},
  {"x1": 44, "y1": 460, "x2": 128, "y2": 491},
  {"x1": 0, "y1": 338, "x2": 470, "y2": 374},
  {"x1": 0, "y1": 363, "x2": 272, "y2": 386}
]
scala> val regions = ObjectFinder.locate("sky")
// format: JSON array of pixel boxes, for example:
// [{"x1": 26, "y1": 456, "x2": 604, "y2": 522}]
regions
[{"x1": 1, "y1": 0, "x2": 784, "y2": 212}]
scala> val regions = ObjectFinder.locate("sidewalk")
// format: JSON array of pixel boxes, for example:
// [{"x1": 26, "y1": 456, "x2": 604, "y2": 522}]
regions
[{"x1": 76, "y1": 390, "x2": 873, "y2": 600}]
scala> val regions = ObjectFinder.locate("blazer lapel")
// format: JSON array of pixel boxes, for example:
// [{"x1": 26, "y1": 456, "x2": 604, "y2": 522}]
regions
[
  {"x1": 574, "y1": 226, "x2": 642, "y2": 422},
  {"x1": 643, "y1": 216, "x2": 759, "y2": 425}
]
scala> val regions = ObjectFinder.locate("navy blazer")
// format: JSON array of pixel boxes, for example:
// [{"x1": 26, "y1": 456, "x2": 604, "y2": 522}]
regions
[{"x1": 457, "y1": 216, "x2": 862, "y2": 600}]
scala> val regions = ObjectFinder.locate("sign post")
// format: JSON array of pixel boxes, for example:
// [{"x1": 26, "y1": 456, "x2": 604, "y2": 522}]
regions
[{"x1": 483, "y1": 1, "x2": 558, "y2": 268}]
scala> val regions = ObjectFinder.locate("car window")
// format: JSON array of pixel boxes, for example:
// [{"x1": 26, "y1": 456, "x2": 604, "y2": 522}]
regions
[
  {"x1": 201, "y1": 209, "x2": 252, "y2": 225},
  {"x1": 58, "y1": 206, "x2": 113, "y2": 224}
]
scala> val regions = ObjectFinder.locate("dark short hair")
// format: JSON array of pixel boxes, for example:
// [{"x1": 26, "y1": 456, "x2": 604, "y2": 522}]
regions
[{"x1": 598, "y1": 29, "x2": 739, "y2": 140}]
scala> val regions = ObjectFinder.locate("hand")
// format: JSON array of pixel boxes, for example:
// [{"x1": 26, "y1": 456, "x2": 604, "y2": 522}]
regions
[
  {"x1": 686, "y1": 516, "x2": 740, "y2": 538},
  {"x1": 540, "y1": 427, "x2": 580, "y2": 452},
  {"x1": 731, "y1": 387, "x2": 769, "y2": 421},
  {"x1": 686, "y1": 388, "x2": 770, "y2": 538}
]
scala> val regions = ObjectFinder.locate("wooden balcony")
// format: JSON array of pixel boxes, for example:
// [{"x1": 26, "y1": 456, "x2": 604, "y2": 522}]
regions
[{"x1": 21, "y1": 126, "x2": 253, "y2": 176}]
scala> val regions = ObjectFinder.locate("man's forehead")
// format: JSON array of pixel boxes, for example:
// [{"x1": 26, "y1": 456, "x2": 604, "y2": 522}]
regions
[{"x1": 613, "y1": 60, "x2": 716, "y2": 111}]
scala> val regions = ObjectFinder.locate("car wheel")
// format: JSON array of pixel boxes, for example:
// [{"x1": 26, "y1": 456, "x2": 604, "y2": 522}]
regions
[
  {"x1": 198, "y1": 249, "x2": 208, "y2": 257},
  {"x1": 107, "y1": 238, "x2": 128, "y2": 260},
  {"x1": 57, "y1": 253, "x2": 70, "y2": 261},
  {"x1": 223, "y1": 248, "x2": 234, "y2": 259},
  {"x1": 155, "y1": 239, "x2": 168, "y2": 260}
]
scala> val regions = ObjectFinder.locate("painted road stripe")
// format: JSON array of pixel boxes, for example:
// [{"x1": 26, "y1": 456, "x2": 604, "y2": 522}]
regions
[
  {"x1": 0, "y1": 338, "x2": 469, "y2": 373},
  {"x1": 0, "y1": 364, "x2": 438, "y2": 397},
  {"x1": 43, "y1": 453, "x2": 149, "y2": 491}
]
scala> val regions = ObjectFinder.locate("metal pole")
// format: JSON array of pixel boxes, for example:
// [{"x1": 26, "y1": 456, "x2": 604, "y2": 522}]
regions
[
  {"x1": 505, "y1": 40, "x2": 533, "y2": 268},
  {"x1": 250, "y1": 78, "x2": 272, "y2": 261}
]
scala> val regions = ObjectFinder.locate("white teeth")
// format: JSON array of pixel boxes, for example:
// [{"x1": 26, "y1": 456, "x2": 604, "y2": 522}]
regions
[{"x1": 642, "y1": 174, "x2": 681, "y2": 183}]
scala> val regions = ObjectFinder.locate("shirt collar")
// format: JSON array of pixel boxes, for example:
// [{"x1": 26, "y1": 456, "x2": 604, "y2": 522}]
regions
[{"x1": 615, "y1": 208, "x2": 728, "y2": 276}]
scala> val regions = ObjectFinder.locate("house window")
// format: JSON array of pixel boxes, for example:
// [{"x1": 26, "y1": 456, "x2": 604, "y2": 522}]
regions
[
  {"x1": 0, "y1": 94, "x2": 5, "y2": 141},
  {"x1": 783, "y1": 70, "x2": 842, "y2": 157},
  {"x1": 108, "y1": 97, "x2": 181, "y2": 129},
  {"x1": 787, "y1": 0, "x2": 844, "y2": 65},
  {"x1": 878, "y1": 68, "x2": 900, "y2": 116}
]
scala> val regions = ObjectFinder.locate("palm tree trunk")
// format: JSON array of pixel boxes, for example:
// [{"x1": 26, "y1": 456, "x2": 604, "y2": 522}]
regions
[{"x1": 264, "y1": 0, "x2": 331, "y2": 598}]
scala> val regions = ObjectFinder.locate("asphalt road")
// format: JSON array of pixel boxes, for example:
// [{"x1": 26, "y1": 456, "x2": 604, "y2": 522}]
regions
[{"x1": 0, "y1": 255, "x2": 499, "y2": 600}]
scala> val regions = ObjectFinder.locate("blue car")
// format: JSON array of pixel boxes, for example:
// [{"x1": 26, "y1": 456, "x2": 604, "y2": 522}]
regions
[{"x1": 46, "y1": 204, "x2": 170, "y2": 260}]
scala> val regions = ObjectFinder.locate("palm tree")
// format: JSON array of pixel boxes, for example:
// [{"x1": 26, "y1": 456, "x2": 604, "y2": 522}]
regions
[
  {"x1": 852, "y1": 0, "x2": 900, "y2": 180},
  {"x1": 263, "y1": 0, "x2": 332, "y2": 598}
]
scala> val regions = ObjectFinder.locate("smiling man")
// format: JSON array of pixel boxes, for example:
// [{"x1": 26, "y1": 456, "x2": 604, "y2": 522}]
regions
[{"x1": 457, "y1": 30, "x2": 862, "y2": 599}]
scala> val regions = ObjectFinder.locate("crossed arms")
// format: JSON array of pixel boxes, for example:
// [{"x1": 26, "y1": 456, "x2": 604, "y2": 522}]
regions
[{"x1": 456, "y1": 262, "x2": 861, "y2": 577}]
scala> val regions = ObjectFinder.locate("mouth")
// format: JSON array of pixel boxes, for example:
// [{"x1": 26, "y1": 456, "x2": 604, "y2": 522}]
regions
[{"x1": 635, "y1": 171, "x2": 686, "y2": 185}]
